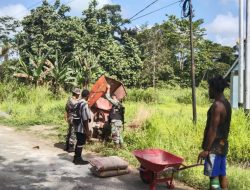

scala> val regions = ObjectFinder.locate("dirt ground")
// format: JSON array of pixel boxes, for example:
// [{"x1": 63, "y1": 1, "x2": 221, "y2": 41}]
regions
[{"x1": 0, "y1": 125, "x2": 196, "y2": 190}]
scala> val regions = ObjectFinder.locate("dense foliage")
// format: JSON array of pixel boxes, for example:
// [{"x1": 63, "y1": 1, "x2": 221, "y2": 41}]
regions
[{"x1": 0, "y1": 0, "x2": 236, "y2": 90}]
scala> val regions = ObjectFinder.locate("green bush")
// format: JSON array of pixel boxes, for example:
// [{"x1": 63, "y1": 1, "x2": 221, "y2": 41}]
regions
[
  {"x1": 0, "y1": 82, "x2": 68, "y2": 127},
  {"x1": 175, "y1": 88, "x2": 209, "y2": 105},
  {"x1": 126, "y1": 88, "x2": 159, "y2": 103}
]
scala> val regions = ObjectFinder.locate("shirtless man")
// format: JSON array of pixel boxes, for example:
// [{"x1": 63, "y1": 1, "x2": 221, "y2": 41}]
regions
[{"x1": 198, "y1": 76, "x2": 232, "y2": 190}]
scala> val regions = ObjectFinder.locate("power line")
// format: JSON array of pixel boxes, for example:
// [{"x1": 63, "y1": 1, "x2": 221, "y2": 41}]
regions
[
  {"x1": 131, "y1": 0, "x2": 181, "y2": 22},
  {"x1": 64, "y1": 0, "x2": 77, "y2": 6},
  {"x1": 128, "y1": 0, "x2": 160, "y2": 21}
]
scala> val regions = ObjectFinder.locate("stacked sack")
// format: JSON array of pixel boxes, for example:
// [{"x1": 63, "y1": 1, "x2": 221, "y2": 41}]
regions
[{"x1": 90, "y1": 156, "x2": 129, "y2": 177}]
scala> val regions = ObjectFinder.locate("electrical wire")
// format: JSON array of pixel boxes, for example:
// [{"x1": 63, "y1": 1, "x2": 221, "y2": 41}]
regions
[
  {"x1": 131, "y1": 0, "x2": 181, "y2": 22},
  {"x1": 128, "y1": 0, "x2": 160, "y2": 20},
  {"x1": 63, "y1": 0, "x2": 77, "y2": 6}
]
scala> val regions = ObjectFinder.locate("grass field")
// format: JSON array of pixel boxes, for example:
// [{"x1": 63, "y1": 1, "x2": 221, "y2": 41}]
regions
[{"x1": 0, "y1": 82, "x2": 249, "y2": 190}]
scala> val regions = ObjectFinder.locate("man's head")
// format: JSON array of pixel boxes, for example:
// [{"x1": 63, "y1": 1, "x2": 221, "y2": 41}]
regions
[
  {"x1": 208, "y1": 76, "x2": 229, "y2": 99},
  {"x1": 72, "y1": 88, "x2": 81, "y2": 98},
  {"x1": 81, "y1": 89, "x2": 90, "y2": 100}
]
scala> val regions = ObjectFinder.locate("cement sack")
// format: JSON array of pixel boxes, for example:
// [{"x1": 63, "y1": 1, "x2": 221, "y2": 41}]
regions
[
  {"x1": 90, "y1": 156, "x2": 128, "y2": 171},
  {"x1": 90, "y1": 167, "x2": 130, "y2": 177}
]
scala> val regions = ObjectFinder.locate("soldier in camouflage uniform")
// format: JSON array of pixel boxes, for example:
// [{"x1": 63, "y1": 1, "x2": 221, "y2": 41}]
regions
[
  {"x1": 105, "y1": 84, "x2": 125, "y2": 149},
  {"x1": 64, "y1": 88, "x2": 81, "y2": 152}
]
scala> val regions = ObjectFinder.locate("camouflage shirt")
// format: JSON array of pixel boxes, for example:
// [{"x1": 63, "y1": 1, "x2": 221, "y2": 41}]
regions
[{"x1": 65, "y1": 96, "x2": 79, "y2": 119}]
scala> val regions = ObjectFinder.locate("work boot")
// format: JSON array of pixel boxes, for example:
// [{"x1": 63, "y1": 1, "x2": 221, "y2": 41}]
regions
[
  {"x1": 73, "y1": 156, "x2": 89, "y2": 165},
  {"x1": 66, "y1": 143, "x2": 75, "y2": 153},
  {"x1": 73, "y1": 146, "x2": 88, "y2": 165},
  {"x1": 65, "y1": 141, "x2": 69, "y2": 151}
]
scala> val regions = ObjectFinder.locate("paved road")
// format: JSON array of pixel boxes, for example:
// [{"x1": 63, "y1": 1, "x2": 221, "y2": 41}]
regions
[{"x1": 0, "y1": 125, "x2": 195, "y2": 190}]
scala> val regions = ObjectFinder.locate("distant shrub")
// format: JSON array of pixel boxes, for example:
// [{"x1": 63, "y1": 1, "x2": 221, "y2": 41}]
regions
[
  {"x1": 156, "y1": 80, "x2": 179, "y2": 89},
  {"x1": 12, "y1": 85, "x2": 31, "y2": 104},
  {"x1": 126, "y1": 88, "x2": 159, "y2": 103},
  {"x1": 175, "y1": 88, "x2": 210, "y2": 105},
  {"x1": 0, "y1": 83, "x2": 11, "y2": 102},
  {"x1": 176, "y1": 89, "x2": 192, "y2": 104}
]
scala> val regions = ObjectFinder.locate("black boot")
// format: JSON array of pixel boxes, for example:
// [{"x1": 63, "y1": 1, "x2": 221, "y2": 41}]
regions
[
  {"x1": 73, "y1": 156, "x2": 89, "y2": 165},
  {"x1": 73, "y1": 146, "x2": 88, "y2": 165},
  {"x1": 65, "y1": 140, "x2": 69, "y2": 151}
]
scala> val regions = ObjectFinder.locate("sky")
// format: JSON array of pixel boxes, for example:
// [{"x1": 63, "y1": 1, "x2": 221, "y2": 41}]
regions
[{"x1": 0, "y1": 0, "x2": 241, "y2": 47}]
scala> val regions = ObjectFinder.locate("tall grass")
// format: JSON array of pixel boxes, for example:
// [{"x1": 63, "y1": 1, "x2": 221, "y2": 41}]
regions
[
  {"x1": 91, "y1": 88, "x2": 250, "y2": 190},
  {"x1": 0, "y1": 82, "x2": 67, "y2": 128},
  {"x1": 0, "y1": 83, "x2": 249, "y2": 190}
]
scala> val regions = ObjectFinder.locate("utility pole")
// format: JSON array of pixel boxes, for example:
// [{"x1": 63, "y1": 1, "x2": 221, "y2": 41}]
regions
[
  {"x1": 245, "y1": 0, "x2": 250, "y2": 111},
  {"x1": 189, "y1": 0, "x2": 197, "y2": 123},
  {"x1": 239, "y1": 0, "x2": 244, "y2": 107},
  {"x1": 153, "y1": 53, "x2": 156, "y2": 89}
]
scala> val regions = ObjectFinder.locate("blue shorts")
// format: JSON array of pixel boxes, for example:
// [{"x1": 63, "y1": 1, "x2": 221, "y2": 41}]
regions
[{"x1": 204, "y1": 154, "x2": 226, "y2": 177}]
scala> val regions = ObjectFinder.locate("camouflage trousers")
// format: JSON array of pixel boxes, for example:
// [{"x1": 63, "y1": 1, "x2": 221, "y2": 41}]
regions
[
  {"x1": 65, "y1": 118, "x2": 77, "y2": 149},
  {"x1": 111, "y1": 120, "x2": 123, "y2": 145}
]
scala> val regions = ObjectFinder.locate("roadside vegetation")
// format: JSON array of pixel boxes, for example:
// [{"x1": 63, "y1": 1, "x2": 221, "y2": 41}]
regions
[
  {"x1": 0, "y1": 0, "x2": 248, "y2": 189},
  {"x1": 0, "y1": 83, "x2": 249, "y2": 190}
]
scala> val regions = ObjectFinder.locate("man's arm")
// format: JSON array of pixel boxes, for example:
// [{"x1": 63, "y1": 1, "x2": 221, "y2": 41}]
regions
[
  {"x1": 198, "y1": 102, "x2": 221, "y2": 160},
  {"x1": 65, "y1": 100, "x2": 70, "y2": 121},
  {"x1": 105, "y1": 85, "x2": 119, "y2": 106},
  {"x1": 81, "y1": 104, "x2": 91, "y2": 134}
]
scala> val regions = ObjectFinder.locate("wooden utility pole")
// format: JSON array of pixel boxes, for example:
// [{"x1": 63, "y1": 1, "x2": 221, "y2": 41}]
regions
[{"x1": 189, "y1": 0, "x2": 197, "y2": 123}]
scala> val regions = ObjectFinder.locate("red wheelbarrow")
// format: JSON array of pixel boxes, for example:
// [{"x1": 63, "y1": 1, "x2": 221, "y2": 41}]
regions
[{"x1": 133, "y1": 149, "x2": 202, "y2": 190}]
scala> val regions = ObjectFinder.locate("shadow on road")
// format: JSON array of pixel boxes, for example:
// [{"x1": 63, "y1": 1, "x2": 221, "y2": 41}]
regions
[
  {"x1": 53, "y1": 142, "x2": 65, "y2": 150},
  {"x1": 0, "y1": 154, "x2": 191, "y2": 190}
]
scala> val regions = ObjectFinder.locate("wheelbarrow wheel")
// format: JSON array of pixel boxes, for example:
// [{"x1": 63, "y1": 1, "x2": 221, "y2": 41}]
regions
[{"x1": 139, "y1": 166, "x2": 154, "y2": 184}]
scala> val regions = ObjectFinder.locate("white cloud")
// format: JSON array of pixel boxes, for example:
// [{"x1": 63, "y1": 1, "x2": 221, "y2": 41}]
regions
[
  {"x1": 0, "y1": 4, "x2": 29, "y2": 19},
  {"x1": 69, "y1": 0, "x2": 112, "y2": 16},
  {"x1": 206, "y1": 12, "x2": 238, "y2": 46}
]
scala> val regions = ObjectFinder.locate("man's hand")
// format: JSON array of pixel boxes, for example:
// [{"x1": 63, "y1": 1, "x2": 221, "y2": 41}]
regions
[
  {"x1": 197, "y1": 150, "x2": 209, "y2": 163},
  {"x1": 86, "y1": 129, "x2": 91, "y2": 138},
  {"x1": 107, "y1": 84, "x2": 111, "y2": 89}
]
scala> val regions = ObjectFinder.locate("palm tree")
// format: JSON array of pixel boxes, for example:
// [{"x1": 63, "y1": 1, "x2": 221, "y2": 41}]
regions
[
  {"x1": 48, "y1": 55, "x2": 75, "y2": 93},
  {"x1": 12, "y1": 54, "x2": 54, "y2": 86}
]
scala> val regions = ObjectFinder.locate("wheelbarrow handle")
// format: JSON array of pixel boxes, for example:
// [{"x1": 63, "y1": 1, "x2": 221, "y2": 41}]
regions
[{"x1": 177, "y1": 163, "x2": 203, "y2": 171}]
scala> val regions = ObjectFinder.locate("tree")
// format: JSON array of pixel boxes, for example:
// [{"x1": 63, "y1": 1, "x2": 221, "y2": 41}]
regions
[
  {"x1": 0, "y1": 16, "x2": 19, "y2": 61},
  {"x1": 79, "y1": 0, "x2": 142, "y2": 86},
  {"x1": 12, "y1": 54, "x2": 54, "y2": 86},
  {"x1": 136, "y1": 15, "x2": 235, "y2": 87},
  {"x1": 16, "y1": 0, "x2": 74, "y2": 62},
  {"x1": 73, "y1": 50, "x2": 102, "y2": 88},
  {"x1": 48, "y1": 54, "x2": 76, "y2": 93}
]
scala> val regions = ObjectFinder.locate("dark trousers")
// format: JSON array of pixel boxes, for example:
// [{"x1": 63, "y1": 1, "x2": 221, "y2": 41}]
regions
[{"x1": 75, "y1": 132, "x2": 86, "y2": 158}]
